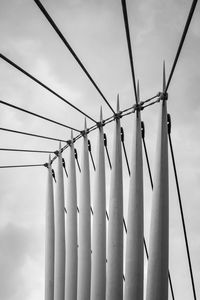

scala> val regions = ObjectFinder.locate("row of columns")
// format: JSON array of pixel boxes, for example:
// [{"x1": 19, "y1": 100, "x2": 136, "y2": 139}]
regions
[{"x1": 45, "y1": 69, "x2": 169, "y2": 300}]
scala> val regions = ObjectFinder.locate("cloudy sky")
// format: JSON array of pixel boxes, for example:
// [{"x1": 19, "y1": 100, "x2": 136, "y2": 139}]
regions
[{"x1": 0, "y1": 0, "x2": 200, "y2": 299}]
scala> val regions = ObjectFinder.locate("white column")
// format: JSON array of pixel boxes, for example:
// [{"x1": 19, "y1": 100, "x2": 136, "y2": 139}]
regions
[
  {"x1": 45, "y1": 155, "x2": 54, "y2": 300},
  {"x1": 146, "y1": 64, "x2": 169, "y2": 300},
  {"x1": 54, "y1": 143, "x2": 65, "y2": 300},
  {"x1": 91, "y1": 108, "x2": 106, "y2": 300},
  {"x1": 124, "y1": 83, "x2": 144, "y2": 300},
  {"x1": 77, "y1": 120, "x2": 91, "y2": 300},
  {"x1": 65, "y1": 131, "x2": 78, "y2": 300},
  {"x1": 106, "y1": 97, "x2": 123, "y2": 300}
]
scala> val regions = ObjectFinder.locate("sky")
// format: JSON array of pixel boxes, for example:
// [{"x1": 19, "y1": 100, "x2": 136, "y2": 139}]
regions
[{"x1": 0, "y1": 0, "x2": 200, "y2": 299}]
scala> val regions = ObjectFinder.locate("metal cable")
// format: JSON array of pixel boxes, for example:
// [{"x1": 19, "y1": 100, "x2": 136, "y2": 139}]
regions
[
  {"x1": 0, "y1": 148, "x2": 54, "y2": 154},
  {"x1": 0, "y1": 53, "x2": 97, "y2": 123},
  {"x1": 167, "y1": 114, "x2": 197, "y2": 300},
  {"x1": 0, "y1": 163, "x2": 44, "y2": 169},
  {"x1": 121, "y1": 0, "x2": 138, "y2": 104},
  {"x1": 0, "y1": 99, "x2": 81, "y2": 132},
  {"x1": 33, "y1": 0, "x2": 115, "y2": 114},
  {"x1": 165, "y1": 0, "x2": 198, "y2": 92},
  {"x1": 141, "y1": 121, "x2": 175, "y2": 300},
  {"x1": 0, "y1": 127, "x2": 66, "y2": 143}
]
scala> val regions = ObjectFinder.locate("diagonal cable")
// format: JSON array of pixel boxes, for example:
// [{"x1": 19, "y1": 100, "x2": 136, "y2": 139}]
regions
[
  {"x1": 121, "y1": 0, "x2": 138, "y2": 104},
  {"x1": 167, "y1": 114, "x2": 197, "y2": 300},
  {"x1": 141, "y1": 121, "x2": 175, "y2": 300},
  {"x1": 0, "y1": 163, "x2": 44, "y2": 169},
  {"x1": 165, "y1": 0, "x2": 198, "y2": 92},
  {"x1": 33, "y1": 0, "x2": 115, "y2": 114},
  {"x1": 0, "y1": 148, "x2": 54, "y2": 154},
  {"x1": 0, "y1": 53, "x2": 97, "y2": 123},
  {"x1": 0, "y1": 99, "x2": 80, "y2": 132},
  {"x1": 0, "y1": 127, "x2": 67, "y2": 143}
]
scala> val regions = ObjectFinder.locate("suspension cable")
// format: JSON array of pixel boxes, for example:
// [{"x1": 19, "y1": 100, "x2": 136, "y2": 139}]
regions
[
  {"x1": 141, "y1": 120, "x2": 175, "y2": 300},
  {"x1": 0, "y1": 53, "x2": 97, "y2": 123},
  {"x1": 33, "y1": 0, "x2": 115, "y2": 114},
  {"x1": 0, "y1": 127, "x2": 67, "y2": 143},
  {"x1": 165, "y1": 0, "x2": 198, "y2": 92},
  {"x1": 0, "y1": 99, "x2": 81, "y2": 132},
  {"x1": 0, "y1": 148, "x2": 54, "y2": 154},
  {"x1": 167, "y1": 114, "x2": 197, "y2": 300},
  {"x1": 121, "y1": 0, "x2": 138, "y2": 104},
  {"x1": 0, "y1": 163, "x2": 44, "y2": 169}
]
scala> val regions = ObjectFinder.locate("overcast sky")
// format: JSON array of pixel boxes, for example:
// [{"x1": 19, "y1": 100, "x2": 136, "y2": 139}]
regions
[{"x1": 0, "y1": 0, "x2": 200, "y2": 299}]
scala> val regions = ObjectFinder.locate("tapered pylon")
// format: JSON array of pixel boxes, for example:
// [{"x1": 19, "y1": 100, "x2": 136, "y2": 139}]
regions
[
  {"x1": 45, "y1": 156, "x2": 54, "y2": 300},
  {"x1": 124, "y1": 82, "x2": 144, "y2": 300},
  {"x1": 146, "y1": 63, "x2": 169, "y2": 300},
  {"x1": 65, "y1": 131, "x2": 78, "y2": 300},
  {"x1": 54, "y1": 143, "x2": 65, "y2": 300},
  {"x1": 91, "y1": 107, "x2": 106, "y2": 300},
  {"x1": 106, "y1": 96, "x2": 123, "y2": 300},
  {"x1": 77, "y1": 119, "x2": 91, "y2": 300}
]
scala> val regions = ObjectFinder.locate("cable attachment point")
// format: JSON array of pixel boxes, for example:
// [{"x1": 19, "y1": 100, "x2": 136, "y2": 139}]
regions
[
  {"x1": 167, "y1": 114, "x2": 171, "y2": 134},
  {"x1": 120, "y1": 127, "x2": 124, "y2": 142},
  {"x1": 54, "y1": 150, "x2": 59, "y2": 156},
  {"x1": 74, "y1": 148, "x2": 81, "y2": 172},
  {"x1": 141, "y1": 121, "x2": 145, "y2": 139},
  {"x1": 97, "y1": 120, "x2": 105, "y2": 128},
  {"x1": 88, "y1": 140, "x2": 96, "y2": 171},
  {"x1": 52, "y1": 169, "x2": 56, "y2": 182},
  {"x1": 114, "y1": 111, "x2": 122, "y2": 120},
  {"x1": 62, "y1": 158, "x2": 68, "y2": 177},
  {"x1": 44, "y1": 163, "x2": 49, "y2": 168},
  {"x1": 159, "y1": 91, "x2": 168, "y2": 101},
  {"x1": 81, "y1": 129, "x2": 89, "y2": 137},
  {"x1": 103, "y1": 133, "x2": 107, "y2": 147},
  {"x1": 67, "y1": 140, "x2": 72, "y2": 146},
  {"x1": 135, "y1": 103, "x2": 143, "y2": 111}
]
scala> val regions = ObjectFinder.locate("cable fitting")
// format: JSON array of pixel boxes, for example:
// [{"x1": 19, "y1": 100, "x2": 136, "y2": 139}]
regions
[
  {"x1": 141, "y1": 121, "x2": 145, "y2": 139},
  {"x1": 44, "y1": 163, "x2": 49, "y2": 168},
  {"x1": 67, "y1": 140, "x2": 72, "y2": 146},
  {"x1": 81, "y1": 129, "x2": 89, "y2": 136},
  {"x1": 54, "y1": 150, "x2": 59, "y2": 156},
  {"x1": 135, "y1": 103, "x2": 143, "y2": 111},
  {"x1": 159, "y1": 91, "x2": 168, "y2": 101},
  {"x1": 167, "y1": 113, "x2": 171, "y2": 134},
  {"x1": 120, "y1": 127, "x2": 124, "y2": 142},
  {"x1": 96, "y1": 120, "x2": 105, "y2": 128},
  {"x1": 114, "y1": 111, "x2": 122, "y2": 120}
]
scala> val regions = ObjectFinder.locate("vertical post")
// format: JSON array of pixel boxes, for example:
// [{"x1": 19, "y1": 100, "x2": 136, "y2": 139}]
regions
[
  {"x1": 45, "y1": 156, "x2": 54, "y2": 300},
  {"x1": 106, "y1": 96, "x2": 123, "y2": 300},
  {"x1": 65, "y1": 131, "x2": 78, "y2": 300},
  {"x1": 146, "y1": 63, "x2": 169, "y2": 300},
  {"x1": 91, "y1": 107, "x2": 106, "y2": 300},
  {"x1": 54, "y1": 143, "x2": 65, "y2": 300},
  {"x1": 77, "y1": 119, "x2": 91, "y2": 300},
  {"x1": 124, "y1": 82, "x2": 144, "y2": 300}
]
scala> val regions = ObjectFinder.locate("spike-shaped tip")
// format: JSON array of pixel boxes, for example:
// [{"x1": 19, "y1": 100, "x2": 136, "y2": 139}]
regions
[
  {"x1": 59, "y1": 142, "x2": 62, "y2": 154},
  {"x1": 71, "y1": 130, "x2": 74, "y2": 142},
  {"x1": 137, "y1": 80, "x2": 140, "y2": 103},
  {"x1": 163, "y1": 60, "x2": 166, "y2": 92},
  {"x1": 48, "y1": 154, "x2": 51, "y2": 166},
  {"x1": 84, "y1": 118, "x2": 87, "y2": 132},
  {"x1": 100, "y1": 106, "x2": 103, "y2": 122},
  {"x1": 117, "y1": 94, "x2": 120, "y2": 113}
]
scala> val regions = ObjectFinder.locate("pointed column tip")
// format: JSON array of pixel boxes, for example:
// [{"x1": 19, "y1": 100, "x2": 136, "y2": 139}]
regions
[
  {"x1": 117, "y1": 94, "x2": 120, "y2": 113},
  {"x1": 48, "y1": 154, "x2": 52, "y2": 167},
  {"x1": 71, "y1": 130, "x2": 74, "y2": 141},
  {"x1": 100, "y1": 106, "x2": 103, "y2": 122},
  {"x1": 137, "y1": 80, "x2": 140, "y2": 102},
  {"x1": 84, "y1": 118, "x2": 87, "y2": 131},
  {"x1": 163, "y1": 60, "x2": 166, "y2": 91}
]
